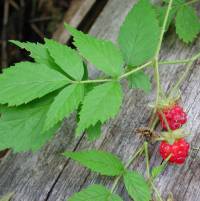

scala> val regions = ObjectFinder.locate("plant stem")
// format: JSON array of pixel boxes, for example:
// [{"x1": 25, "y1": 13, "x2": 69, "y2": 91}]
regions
[
  {"x1": 183, "y1": 0, "x2": 199, "y2": 6},
  {"x1": 151, "y1": 181, "x2": 164, "y2": 201},
  {"x1": 125, "y1": 144, "x2": 145, "y2": 169},
  {"x1": 169, "y1": 52, "x2": 200, "y2": 97},
  {"x1": 151, "y1": 0, "x2": 174, "y2": 117},
  {"x1": 110, "y1": 144, "x2": 145, "y2": 193},
  {"x1": 159, "y1": 111, "x2": 172, "y2": 132},
  {"x1": 155, "y1": 0, "x2": 174, "y2": 58},
  {"x1": 110, "y1": 175, "x2": 121, "y2": 193},
  {"x1": 144, "y1": 142, "x2": 150, "y2": 179},
  {"x1": 159, "y1": 59, "x2": 190, "y2": 65},
  {"x1": 154, "y1": 60, "x2": 161, "y2": 107},
  {"x1": 119, "y1": 61, "x2": 152, "y2": 80}
]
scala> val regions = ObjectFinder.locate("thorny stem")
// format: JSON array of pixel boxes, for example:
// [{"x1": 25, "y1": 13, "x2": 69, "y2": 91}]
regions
[{"x1": 110, "y1": 144, "x2": 145, "y2": 193}]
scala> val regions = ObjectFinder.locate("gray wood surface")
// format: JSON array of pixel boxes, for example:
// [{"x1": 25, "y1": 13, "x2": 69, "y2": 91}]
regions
[{"x1": 0, "y1": 0, "x2": 200, "y2": 201}]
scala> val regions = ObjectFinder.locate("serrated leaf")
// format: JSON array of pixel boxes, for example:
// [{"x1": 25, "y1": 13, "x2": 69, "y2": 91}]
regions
[
  {"x1": 0, "y1": 193, "x2": 14, "y2": 201},
  {"x1": 44, "y1": 84, "x2": 84, "y2": 131},
  {"x1": 0, "y1": 94, "x2": 61, "y2": 152},
  {"x1": 68, "y1": 184, "x2": 123, "y2": 201},
  {"x1": 124, "y1": 171, "x2": 151, "y2": 201},
  {"x1": 65, "y1": 23, "x2": 124, "y2": 77},
  {"x1": 76, "y1": 82, "x2": 123, "y2": 135},
  {"x1": 87, "y1": 121, "x2": 102, "y2": 141},
  {"x1": 118, "y1": 0, "x2": 160, "y2": 66},
  {"x1": 10, "y1": 40, "x2": 60, "y2": 71},
  {"x1": 64, "y1": 150, "x2": 124, "y2": 176},
  {"x1": 44, "y1": 38, "x2": 84, "y2": 80},
  {"x1": 0, "y1": 62, "x2": 70, "y2": 106},
  {"x1": 155, "y1": 6, "x2": 177, "y2": 31},
  {"x1": 175, "y1": 5, "x2": 200, "y2": 43},
  {"x1": 128, "y1": 70, "x2": 151, "y2": 93}
]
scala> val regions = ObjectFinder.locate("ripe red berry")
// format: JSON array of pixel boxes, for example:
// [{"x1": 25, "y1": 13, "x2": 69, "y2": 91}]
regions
[
  {"x1": 158, "y1": 105, "x2": 187, "y2": 130},
  {"x1": 159, "y1": 138, "x2": 190, "y2": 164}
]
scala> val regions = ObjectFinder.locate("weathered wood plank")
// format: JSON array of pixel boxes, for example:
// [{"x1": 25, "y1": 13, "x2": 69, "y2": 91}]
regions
[
  {"x1": 0, "y1": 1, "x2": 200, "y2": 201},
  {"x1": 53, "y1": 0, "x2": 96, "y2": 43}
]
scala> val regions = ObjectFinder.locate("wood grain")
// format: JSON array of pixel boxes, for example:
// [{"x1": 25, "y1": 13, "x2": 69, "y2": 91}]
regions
[
  {"x1": 52, "y1": 0, "x2": 96, "y2": 43},
  {"x1": 0, "y1": 0, "x2": 200, "y2": 201}
]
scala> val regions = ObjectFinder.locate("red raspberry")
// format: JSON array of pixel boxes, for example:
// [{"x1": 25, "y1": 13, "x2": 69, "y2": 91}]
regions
[
  {"x1": 158, "y1": 105, "x2": 187, "y2": 130},
  {"x1": 159, "y1": 138, "x2": 190, "y2": 164}
]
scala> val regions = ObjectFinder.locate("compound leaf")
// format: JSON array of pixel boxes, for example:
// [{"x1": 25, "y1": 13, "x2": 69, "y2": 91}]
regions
[
  {"x1": 65, "y1": 23, "x2": 124, "y2": 77},
  {"x1": 76, "y1": 82, "x2": 123, "y2": 135},
  {"x1": 124, "y1": 171, "x2": 151, "y2": 201},
  {"x1": 10, "y1": 40, "x2": 60, "y2": 71},
  {"x1": 128, "y1": 70, "x2": 151, "y2": 93},
  {"x1": 0, "y1": 62, "x2": 70, "y2": 106},
  {"x1": 86, "y1": 121, "x2": 102, "y2": 141},
  {"x1": 45, "y1": 38, "x2": 84, "y2": 80},
  {"x1": 0, "y1": 95, "x2": 61, "y2": 152},
  {"x1": 64, "y1": 150, "x2": 124, "y2": 176},
  {"x1": 68, "y1": 184, "x2": 122, "y2": 201},
  {"x1": 44, "y1": 84, "x2": 84, "y2": 131},
  {"x1": 118, "y1": 0, "x2": 160, "y2": 66},
  {"x1": 175, "y1": 5, "x2": 200, "y2": 43}
]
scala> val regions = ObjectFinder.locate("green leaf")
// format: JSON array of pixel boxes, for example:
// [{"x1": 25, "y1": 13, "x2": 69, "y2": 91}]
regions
[
  {"x1": 65, "y1": 23, "x2": 124, "y2": 77},
  {"x1": 0, "y1": 95, "x2": 61, "y2": 152},
  {"x1": 63, "y1": 150, "x2": 124, "y2": 176},
  {"x1": 151, "y1": 165, "x2": 166, "y2": 179},
  {"x1": 151, "y1": 155, "x2": 170, "y2": 178},
  {"x1": 86, "y1": 121, "x2": 102, "y2": 141},
  {"x1": 123, "y1": 171, "x2": 151, "y2": 201},
  {"x1": 0, "y1": 62, "x2": 70, "y2": 106},
  {"x1": 0, "y1": 193, "x2": 14, "y2": 201},
  {"x1": 76, "y1": 82, "x2": 123, "y2": 135},
  {"x1": 175, "y1": 5, "x2": 200, "y2": 43},
  {"x1": 44, "y1": 84, "x2": 84, "y2": 131},
  {"x1": 44, "y1": 38, "x2": 84, "y2": 80},
  {"x1": 68, "y1": 184, "x2": 123, "y2": 201},
  {"x1": 9, "y1": 40, "x2": 60, "y2": 71},
  {"x1": 155, "y1": 6, "x2": 177, "y2": 31},
  {"x1": 118, "y1": 0, "x2": 160, "y2": 66},
  {"x1": 128, "y1": 70, "x2": 151, "y2": 93}
]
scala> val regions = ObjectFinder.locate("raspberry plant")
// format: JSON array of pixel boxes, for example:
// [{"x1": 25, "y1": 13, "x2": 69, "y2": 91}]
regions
[{"x1": 0, "y1": 0, "x2": 200, "y2": 200}]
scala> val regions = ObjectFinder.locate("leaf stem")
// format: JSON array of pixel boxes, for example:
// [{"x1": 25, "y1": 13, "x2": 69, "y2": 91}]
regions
[
  {"x1": 144, "y1": 142, "x2": 150, "y2": 179},
  {"x1": 151, "y1": 181, "x2": 164, "y2": 201},
  {"x1": 110, "y1": 175, "x2": 121, "y2": 193},
  {"x1": 159, "y1": 59, "x2": 190, "y2": 65},
  {"x1": 155, "y1": 0, "x2": 174, "y2": 58},
  {"x1": 159, "y1": 111, "x2": 172, "y2": 132},
  {"x1": 154, "y1": 60, "x2": 161, "y2": 107},
  {"x1": 185, "y1": 0, "x2": 199, "y2": 5},
  {"x1": 119, "y1": 61, "x2": 152, "y2": 80},
  {"x1": 69, "y1": 51, "x2": 200, "y2": 86},
  {"x1": 169, "y1": 51, "x2": 200, "y2": 97},
  {"x1": 110, "y1": 144, "x2": 145, "y2": 193},
  {"x1": 125, "y1": 144, "x2": 145, "y2": 169}
]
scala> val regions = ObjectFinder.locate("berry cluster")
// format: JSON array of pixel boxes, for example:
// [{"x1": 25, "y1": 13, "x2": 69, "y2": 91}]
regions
[{"x1": 157, "y1": 103, "x2": 190, "y2": 164}]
